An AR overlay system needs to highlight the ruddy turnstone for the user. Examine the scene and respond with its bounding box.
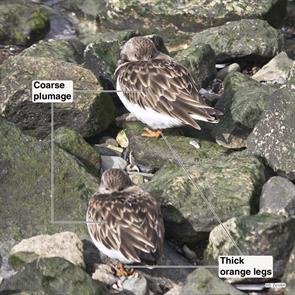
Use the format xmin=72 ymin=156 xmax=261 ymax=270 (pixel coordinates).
xmin=115 ymin=36 xmax=222 ymax=137
xmin=86 ymin=169 xmax=164 ymax=273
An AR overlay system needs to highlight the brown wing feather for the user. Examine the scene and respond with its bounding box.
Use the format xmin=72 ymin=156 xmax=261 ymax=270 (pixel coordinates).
xmin=116 ymin=58 xmax=221 ymax=129
xmin=87 ymin=186 xmax=164 ymax=263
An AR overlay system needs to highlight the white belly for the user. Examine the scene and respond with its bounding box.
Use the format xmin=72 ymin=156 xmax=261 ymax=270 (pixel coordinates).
xmin=116 ymin=79 xmax=183 ymax=129
xmin=87 ymin=223 xmax=136 ymax=264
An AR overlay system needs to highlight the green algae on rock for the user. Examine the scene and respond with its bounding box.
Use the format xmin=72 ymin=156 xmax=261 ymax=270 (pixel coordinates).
xmin=0 ymin=3 xmax=50 ymax=46
xmin=0 ymin=257 xmax=109 ymax=294
xmin=192 ymin=19 xmax=284 ymax=63
xmin=211 ymin=72 xmax=277 ymax=148
xmin=204 ymin=214 xmax=295 ymax=279
xmin=125 ymin=122 xmax=227 ymax=171
xmin=0 ymin=56 xmax=116 ymax=139
xmin=53 ymin=127 xmax=101 ymax=176
xmin=144 ymin=152 xmax=265 ymax=244
xmin=0 ymin=118 xmax=98 ymax=242
xmin=174 ymin=44 xmax=216 ymax=89
xmin=20 ymin=39 xmax=85 ymax=64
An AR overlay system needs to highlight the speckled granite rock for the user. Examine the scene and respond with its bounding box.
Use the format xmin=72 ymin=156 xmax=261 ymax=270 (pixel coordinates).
xmin=192 ymin=19 xmax=284 ymax=63
xmin=0 ymin=56 xmax=116 ymax=138
xmin=283 ymin=245 xmax=295 ymax=295
xmin=247 ymin=89 xmax=295 ymax=180
xmin=259 ymin=176 xmax=295 ymax=216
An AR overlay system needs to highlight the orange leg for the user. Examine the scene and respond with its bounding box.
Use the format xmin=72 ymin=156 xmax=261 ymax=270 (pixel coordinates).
xmin=141 ymin=128 xmax=162 ymax=138
xmin=113 ymin=263 xmax=134 ymax=277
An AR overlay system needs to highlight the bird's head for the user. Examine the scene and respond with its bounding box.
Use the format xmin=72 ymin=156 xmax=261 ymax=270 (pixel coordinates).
xmin=118 ymin=37 xmax=159 ymax=64
xmin=99 ymin=169 xmax=132 ymax=194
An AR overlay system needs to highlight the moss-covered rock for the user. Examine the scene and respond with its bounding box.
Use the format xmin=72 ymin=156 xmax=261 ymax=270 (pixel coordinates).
xmin=20 ymin=38 xmax=85 ymax=64
xmin=9 ymin=232 xmax=85 ymax=270
xmin=0 ymin=117 xmax=98 ymax=243
xmin=0 ymin=257 xmax=109 ymax=294
xmin=144 ymin=152 xmax=265 ymax=244
xmin=192 ymin=19 xmax=284 ymax=63
xmin=205 ymin=214 xmax=295 ymax=279
xmin=54 ymin=127 xmax=101 ymax=176
xmin=125 ymin=122 xmax=227 ymax=171
xmin=0 ymin=3 xmax=50 ymax=46
xmin=182 ymin=269 xmax=244 ymax=295
xmin=0 ymin=56 xmax=116 ymax=139
xmin=247 ymin=89 xmax=295 ymax=180
xmin=211 ymin=72 xmax=277 ymax=148
xmin=174 ymin=44 xmax=216 ymax=89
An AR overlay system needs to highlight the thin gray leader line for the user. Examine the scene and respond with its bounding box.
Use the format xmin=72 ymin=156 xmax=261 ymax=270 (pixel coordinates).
xmin=160 ymin=131 xmax=244 ymax=256
xmin=125 ymin=265 xmax=218 ymax=269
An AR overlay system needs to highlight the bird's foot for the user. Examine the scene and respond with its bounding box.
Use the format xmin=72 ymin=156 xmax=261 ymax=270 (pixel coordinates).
xmin=141 ymin=128 xmax=162 ymax=138
xmin=112 ymin=263 xmax=134 ymax=277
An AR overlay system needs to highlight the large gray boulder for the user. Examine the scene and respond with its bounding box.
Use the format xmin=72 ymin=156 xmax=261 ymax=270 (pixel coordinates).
xmin=144 ymin=152 xmax=265 ymax=244
xmin=247 ymin=89 xmax=295 ymax=180
xmin=192 ymin=19 xmax=284 ymax=63
xmin=0 ymin=56 xmax=116 ymax=139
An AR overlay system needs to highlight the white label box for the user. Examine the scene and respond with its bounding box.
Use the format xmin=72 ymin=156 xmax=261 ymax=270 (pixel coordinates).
xmin=218 ymin=256 xmax=273 ymax=278
xmin=32 ymin=80 xmax=73 ymax=103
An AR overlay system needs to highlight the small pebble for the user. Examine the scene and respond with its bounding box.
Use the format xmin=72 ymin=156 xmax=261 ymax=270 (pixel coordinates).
xmin=116 ymin=129 xmax=129 ymax=148
xmin=182 ymin=245 xmax=197 ymax=260
xmin=189 ymin=140 xmax=200 ymax=149
xmin=101 ymin=156 xmax=127 ymax=171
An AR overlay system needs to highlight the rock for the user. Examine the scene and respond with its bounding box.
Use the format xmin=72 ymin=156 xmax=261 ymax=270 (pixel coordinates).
xmin=252 ymin=52 xmax=295 ymax=84
xmin=101 ymin=155 xmax=127 ymax=171
xmin=287 ymin=59 xmax=295 ymax=90
xmin=247 ymin=89 xmax=295 ymax=180
xmin=174 ymin=44 xmax=216 ymax=88
xmin=9 ymin=232 xmax=85 ymax=270
xmin=0 ymin=3 xmax=50 ymax=46
xmin=123 ymin=274 xmax=149 ymax=295
xmin=216 ymin=63 xmax=241 ymax=81
xmin=54 ymin=127 xmax=101 ymax=175
xmin=125 ymin=122 xmax=227 ymax=171
xmin=98 ymin=0 xmax=286 ymax=34
xmin=84 ymin=33 xmax=168 ymax=85
xmin=20 ymin=38 xmax=85 ymax=64
xmin=0 ymin=56 xmax=116 ymax=138
xmin=0 ymin=257 xmax=109 ymax=294
xmin=211 ymin=72 xmax=276 ymax=148
xmin=92 ymin=264 xmax=117 ymax=285
xmin=205 ymin=214 xmax=295 ymax=278
xmin=283 ymin=245 xmax=295 ymax=295
xmin=144 ymin=152 xmax=265 ymax=244
xmin=0 ymin=240 xmax=16 ymax=280
xmin=182 ymin=269 xmax=244 ymax=295
xmin=192 ymin=19 xmax=283 ymax=63
xmin=0 ymin=117 xmax=98 ymax=243
xmin=259 ymin=176 xmax=295 ymax=216
xmin=94 ymin=144 xmax=123 ymax=157
xmin=116 ymin=129 xmax=129 ymax=148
